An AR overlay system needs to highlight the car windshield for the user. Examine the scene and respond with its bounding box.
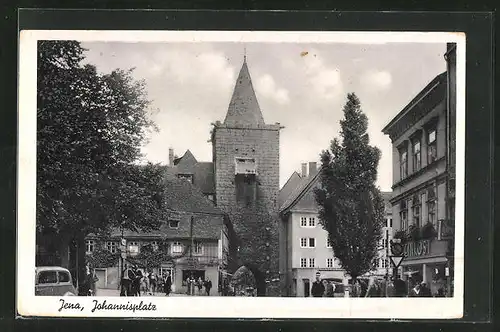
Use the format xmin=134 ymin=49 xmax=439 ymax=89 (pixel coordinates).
xmin=38 ymin=270 xmax=57 ymax=284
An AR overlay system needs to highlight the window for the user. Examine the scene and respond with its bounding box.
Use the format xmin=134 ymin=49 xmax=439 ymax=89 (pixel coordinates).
xmin=399 ymin=200 xmax=408 ymax=231
xmin=38 ymin=271 xmax=57 ymax=284
xmin=326 ymin=238 xmax=332 ymax=248
xmin=308 ymin=238 xmax=316 ymax=248
xmin=106 ymin=241 xmax=117 ymax=254
xmin=412 ymin=195 xmax=421 ymax=227
xmin=327 ymin=258 xmax=333 ymax=268
xmin=300 ymin=217 xmax=307 ymax=227
xmin=193 ymin=241 xmax=203 ymax=255
xmin=169 ymin=220 xmax=180 ymax=229
xmin=151 ymin=241 xmax=158 ymax=251
xmin=171 ymin=241 xmax=183 ymax=254
xmin=300 ymin=238 xmax=308 ymax=248
xmin=427 ymin=186 xmax=437 ymax=225
xmin=177 ymin=174 xmax=193 ymax=183
xmin=427 ymin=128 xmax=437 ymax=163
xmin=399 ymin=147 xmax=408 ymax=180
xmin=413 ymin=140 xmax=421 ymax=171
xmin=308 ymin=217 xmax=316 ymax=227
xmin=85 ymin=240 xmax=95 ymax=254
xmin=388 ymin=218 xmax=393 ymax=228
xmin=58 ymin=271 xmax=71 ymax=283
xmin=309 ymin=258 xmax=315 ymax=268
xmin=300 ymin=258 xmax=307 ymax=268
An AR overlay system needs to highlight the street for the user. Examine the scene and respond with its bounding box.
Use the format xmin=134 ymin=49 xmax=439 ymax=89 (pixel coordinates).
xmin=95 ymin=288 xmax=211 ymax=297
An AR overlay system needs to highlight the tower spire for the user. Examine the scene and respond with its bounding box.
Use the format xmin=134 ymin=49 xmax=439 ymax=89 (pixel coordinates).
xmin=223 ymin=55 xmax=265 ymax=126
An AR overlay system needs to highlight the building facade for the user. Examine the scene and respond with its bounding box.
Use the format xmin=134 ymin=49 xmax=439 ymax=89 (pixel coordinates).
xmin=279 ymin=162 xmax=346 ymax=297
xmin=374 ymin=192 xmax=394 ymax=277
xmin=85 ymin=175 xmax=231 ymax=294
xmin=279 ymin=163 xmax=393 ymax=296
xmin=210 ymin=57 xmax=282 ymax=295
xmin=382 ymin=45 xmax=456 ymax=296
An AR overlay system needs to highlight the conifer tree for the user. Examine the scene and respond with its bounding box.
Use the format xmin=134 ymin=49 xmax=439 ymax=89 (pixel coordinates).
xmin=314 ymin=93 xmax=384 ymax=281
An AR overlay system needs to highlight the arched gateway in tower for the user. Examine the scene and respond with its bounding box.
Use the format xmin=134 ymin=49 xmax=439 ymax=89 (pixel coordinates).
xmin=211 ymin=57 xmax=282 ymax=296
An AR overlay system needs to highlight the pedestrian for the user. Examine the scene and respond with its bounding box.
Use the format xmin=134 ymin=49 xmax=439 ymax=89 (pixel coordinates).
xmin=352 ymin=279 xmax=362 ymax=297
xmin=435 ymin=287 xmax=445 ymax=297
xmin=380 ymin=275 xmax=388 ymax=297
xmin=365 ymin=277 xmax=381 ymax=297
xmin=132 ymin=266 xmax=143 ymax=296
xmin=205 ymin=278 xmax=212 ymax=296
xmin=393 ymin=275 xmax=406 ymax=297
xmin=311 ymin=272 xmax=325 ymax=297
xmin=325 ymin=281 xmax=335 ymax=297
xmin=197 ymin=277 xmax=203 ymax=295
xmin=409 ymin=282 xmax=421 ymax=297
xmin=190 ymin=276 xmax=196 ymax=295
xmin=386 ymin=277 xmax=396 ymax=297
xmin=149 ymin=270 xmax=157 ymax=295
xmin=163 ymin=271 xmax=172 ymax=296
xmin=420 ymin=282 xmax=432 ymax=297
xmin=120 ymin=264 xmax=135 ymax=296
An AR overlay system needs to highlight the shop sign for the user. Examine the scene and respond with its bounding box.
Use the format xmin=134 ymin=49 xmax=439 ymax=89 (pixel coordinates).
xmin=404 ymin=239 xmax=430 ymax=258
xmin=186 ymin=257 xmax=199 ymax=269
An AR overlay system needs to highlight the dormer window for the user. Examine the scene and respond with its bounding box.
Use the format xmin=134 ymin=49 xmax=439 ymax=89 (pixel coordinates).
xmin=177 ymin=174 xmax=193 ymax=184
xmin=235 ymin=157 xmax=257 ymax=175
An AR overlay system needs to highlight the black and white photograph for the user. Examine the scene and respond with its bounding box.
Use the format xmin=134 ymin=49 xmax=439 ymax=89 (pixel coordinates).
xmin=17 ymin=30 xmax=465 ymax=318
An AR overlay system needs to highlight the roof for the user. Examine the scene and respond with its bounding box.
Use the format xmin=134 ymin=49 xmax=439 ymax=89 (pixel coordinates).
xmin=382 ymin=72 xmax=446 ymax=139
xmin=165 ymin=151 xmax=215 ymax=194
xmin=279 ymin=168 xmax=323 ymax=214
xmin=108 ymin=212 xmax=224 ymax=240
xmin=278 ymin=171 xmax=302 ymax=208
xmin=162 ymin=175 xmax=220 ymax=215
xmin=224 ymin=59 xmax=265 ymax=126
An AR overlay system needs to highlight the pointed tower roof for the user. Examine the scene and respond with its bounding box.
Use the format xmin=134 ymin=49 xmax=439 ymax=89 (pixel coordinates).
xmin=224 ymin=58 xmax=265 ymax=126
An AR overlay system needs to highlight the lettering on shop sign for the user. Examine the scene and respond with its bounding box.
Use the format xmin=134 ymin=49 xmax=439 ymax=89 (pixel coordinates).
xmin=404 ymin=239 xmax=430 ymax=258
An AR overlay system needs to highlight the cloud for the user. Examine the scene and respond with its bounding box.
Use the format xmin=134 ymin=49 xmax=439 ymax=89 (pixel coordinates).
xmin=361 ymin=70 xmax=392 ymax=90
xmin=300 ymin=50 xmax=344 ymax=100
xmin=255 ymin=74 xmax=290 ymax=105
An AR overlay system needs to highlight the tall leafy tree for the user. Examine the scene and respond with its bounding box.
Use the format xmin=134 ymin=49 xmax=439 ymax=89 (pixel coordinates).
xmin=314 ymin=93 xmax=384 ymax=281
xmin=36 ymin=41 xmax=166 ymax=267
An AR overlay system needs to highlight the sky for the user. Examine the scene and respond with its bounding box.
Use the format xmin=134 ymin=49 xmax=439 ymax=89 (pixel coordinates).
xmin=82 ymin=41 xmax=446 ymax=191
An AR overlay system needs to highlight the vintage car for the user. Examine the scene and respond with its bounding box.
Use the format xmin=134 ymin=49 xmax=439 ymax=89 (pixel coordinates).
xmin=35 ymin=266 xmax=78 ymax=296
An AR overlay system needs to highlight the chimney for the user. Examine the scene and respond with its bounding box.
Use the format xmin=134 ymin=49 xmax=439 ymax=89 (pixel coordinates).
xmin=169 ymin=148 xmax=174 ymax=166
xmin=301 ymin=163 xmax=308 ymax=178
xmin=309 ymin=162 xmax=317 ymax=177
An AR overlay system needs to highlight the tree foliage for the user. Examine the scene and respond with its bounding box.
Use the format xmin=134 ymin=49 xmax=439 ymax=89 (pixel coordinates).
xmin=37 ymin=40 xmax=165 ymax=241
xmin=314 ymin=93 xmax=384 ymax=280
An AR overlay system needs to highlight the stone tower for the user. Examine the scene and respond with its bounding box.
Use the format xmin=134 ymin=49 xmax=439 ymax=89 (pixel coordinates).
xmin=211 ymin=57 xmax=282 ymax=296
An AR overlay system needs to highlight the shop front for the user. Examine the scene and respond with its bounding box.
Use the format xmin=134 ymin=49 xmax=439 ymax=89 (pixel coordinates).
xmin=400 ymin=238 xmax=452 ymax=296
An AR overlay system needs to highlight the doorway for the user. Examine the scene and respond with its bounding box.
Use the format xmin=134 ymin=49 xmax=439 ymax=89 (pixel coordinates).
xmin=303 ymin=279 xmax=310 ymax=297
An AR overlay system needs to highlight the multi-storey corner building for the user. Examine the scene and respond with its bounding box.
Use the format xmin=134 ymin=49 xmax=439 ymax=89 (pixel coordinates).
xmin=382 ymin=44 xmax=456 ymax=296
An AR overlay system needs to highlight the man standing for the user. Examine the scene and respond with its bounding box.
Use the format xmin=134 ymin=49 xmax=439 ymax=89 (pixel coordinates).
xmin=311 ymin=272 xmax=325 ymax=297
xmin=163 ymin=271 xmax=172 ymax=296
xmin=205 ymin=278 xmax=212 ymax=296
xmin=393 ymin=275 xmax=406 ymax=297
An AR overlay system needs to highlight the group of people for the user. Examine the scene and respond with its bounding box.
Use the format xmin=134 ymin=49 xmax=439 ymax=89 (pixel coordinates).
xmin=310 ymin=272 xmax=446 ymax=298
xmin=184 ymin=276 xmax=213 ymax=296
xmin=120 ymin=264 xmax=173 ymax=297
